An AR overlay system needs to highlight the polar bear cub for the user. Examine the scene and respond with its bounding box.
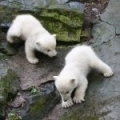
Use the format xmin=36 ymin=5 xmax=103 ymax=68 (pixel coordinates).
xmin=53 ymin=45 xmax=113 ymax=108
xmin=7 ymin=14 xmax=57 ymax=64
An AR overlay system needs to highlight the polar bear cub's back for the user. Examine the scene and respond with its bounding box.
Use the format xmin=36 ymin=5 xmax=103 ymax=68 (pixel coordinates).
xmin=65 ymin=45 xmax=97 ymax=65
xmin=8 ymin=14 xmax=46 ymax=40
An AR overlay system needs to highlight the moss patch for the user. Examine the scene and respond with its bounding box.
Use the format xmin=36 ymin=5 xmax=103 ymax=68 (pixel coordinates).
xmin=35 ymin=8 xmax=83 ymax=42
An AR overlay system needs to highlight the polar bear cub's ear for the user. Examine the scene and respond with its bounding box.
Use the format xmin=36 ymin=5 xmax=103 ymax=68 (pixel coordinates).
xmin=52 ymin=34 xmax=56 ymax=38
xmin=53 ymin=76 xmax=58 ymax=80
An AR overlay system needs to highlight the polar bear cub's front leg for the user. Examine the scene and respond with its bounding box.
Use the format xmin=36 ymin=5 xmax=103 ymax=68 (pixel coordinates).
xmin=25 ymin=40 xmax=39 ymax=64
xmin=73 ymin=77 xmax=88 ymax=104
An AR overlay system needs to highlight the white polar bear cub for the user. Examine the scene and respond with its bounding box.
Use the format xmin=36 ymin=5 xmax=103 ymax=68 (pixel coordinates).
xmin=53 ymin=45 xmax=113 ymax=108
xmin=7 ymin=14 xmax=57 ymax=64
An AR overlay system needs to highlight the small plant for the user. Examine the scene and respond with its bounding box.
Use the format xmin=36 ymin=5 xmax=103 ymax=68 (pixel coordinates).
xmin=30 ymin=86 xmax=39 ymax=94
xmin=7 ymin=113 xmax=22 ymax=120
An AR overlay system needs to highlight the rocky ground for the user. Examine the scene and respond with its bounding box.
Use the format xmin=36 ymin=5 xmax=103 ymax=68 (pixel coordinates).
xmin=1 ymin=0 xmax=120 ymax=120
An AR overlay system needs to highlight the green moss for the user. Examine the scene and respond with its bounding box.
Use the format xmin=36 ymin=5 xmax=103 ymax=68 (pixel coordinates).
xmin=40 ymin=9 xmax=83 ymax=27
xmin=35 ymin=8 xmax=83 ymax=42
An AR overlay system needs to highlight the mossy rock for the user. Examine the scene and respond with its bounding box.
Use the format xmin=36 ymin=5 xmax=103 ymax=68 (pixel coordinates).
xmin=23 ymin=85 xmax=60 ymax=120
xmin=0 ymin=67 xmax=20 ymax=118
xmin=35 ymin=7 xmax=83 ymax=42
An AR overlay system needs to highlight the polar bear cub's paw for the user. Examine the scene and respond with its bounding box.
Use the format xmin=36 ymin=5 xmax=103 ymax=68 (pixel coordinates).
xmin=27 ymin=57 xmax=39 ymax=64
xmin=73 ymin=95 xmax=85 ymax=104
xmin=103 ymin=67 xmax=114 ymax=77
xmin=73 ymin=97 xmax=85 ymax=104
xmin=62 ymin=99 xmax=73 ymax=108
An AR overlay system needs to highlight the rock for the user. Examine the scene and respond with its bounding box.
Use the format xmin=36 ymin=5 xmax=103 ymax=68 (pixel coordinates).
xmin=8 ymin=96 xmax=25 ymax=108
xmin=100 ymin=0 xmax=120 ymax=34
xmin=67 ymin=1 xmax=85 ymax=13
xmin=22 ymin=82 xmax=60 ymax=120
xmin=0 ymin=65 xmax=20 ymax=118
xmin=0 ymin=22 xmax=11 ymax=33
xmin=0 ymin=0 xmax=84 ymax=43
xmin=0 ymin=40 xmax=17 ymax=56
xmin=92 ymin=22 xmax=115 ymax=45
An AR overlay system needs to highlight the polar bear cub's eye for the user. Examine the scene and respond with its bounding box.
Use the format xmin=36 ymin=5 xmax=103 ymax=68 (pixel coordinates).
xmin=66 ymin=91 xmax=69 ymax=94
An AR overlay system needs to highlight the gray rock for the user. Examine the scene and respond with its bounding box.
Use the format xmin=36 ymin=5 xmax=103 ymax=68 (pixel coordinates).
xmin=22 ymin=82 xmax=60 ymax=120
xmin=101 ymin=0 xmax=120 ymax=34
xmin=92 ymin=22 xmax=115 ymax=45
xmin=67 ymin=1 xmax=85 ymax=13
xmin=8 ymin=95 xmax=25 ymax=108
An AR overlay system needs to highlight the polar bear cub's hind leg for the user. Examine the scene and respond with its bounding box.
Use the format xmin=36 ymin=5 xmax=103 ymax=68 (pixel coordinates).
xmin=90 ymin=54 xmax=114 ymax=77
xmin=7 ymin=24 xmax=21 ymax=43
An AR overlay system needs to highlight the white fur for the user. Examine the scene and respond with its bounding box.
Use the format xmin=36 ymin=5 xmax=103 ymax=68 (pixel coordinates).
xmin=7 ymin=14 xmax=57 ymax=64
xmin=53 ymin=45 xmax=113 ymax=108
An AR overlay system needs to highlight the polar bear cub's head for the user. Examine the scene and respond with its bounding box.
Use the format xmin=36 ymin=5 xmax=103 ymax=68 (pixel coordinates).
xmin=53 ymin=75 xmax=77 ymax=102
xmin=35 ymin=34 xmax=57 ymax=57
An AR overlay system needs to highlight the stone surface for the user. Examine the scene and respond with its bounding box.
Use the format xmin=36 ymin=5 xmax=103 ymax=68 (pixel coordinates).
xmin=101 ymin=0 xmax=120 ymax=34
xmin=8 ymin=95 xmax=25 ymax=108
xmin=6 ymin=46 xmax=71 ymax=90
xmin=8 ymin=81 xmax=60 ymax=120
xmin=0 ymin=64 xmax=20 ymax=118
xmin=92 ymin=22 xmax=115 ymax=45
